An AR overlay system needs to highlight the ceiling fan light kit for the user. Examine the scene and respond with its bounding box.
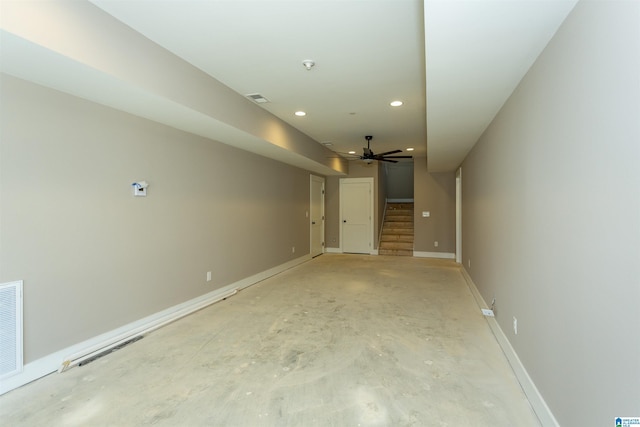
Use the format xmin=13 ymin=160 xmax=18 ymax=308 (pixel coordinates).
xmin=302 ymin=59 xmax=315 ymax=70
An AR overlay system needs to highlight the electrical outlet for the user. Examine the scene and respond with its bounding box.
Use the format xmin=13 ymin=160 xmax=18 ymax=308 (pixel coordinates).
xmin=468 ymin=259 xmax=471 ymax=268
xmin=206 ymin=271 xmax=212 ymax=282
xmin=513 ymin=317 xmax=518 ymax=335
xmin=434 ymin=241 xmax=438 ymax=247
xmin=292 ymin=246 xmax=295 ymax=253
xmin=481 ymin=309 xmax=495 ymax=317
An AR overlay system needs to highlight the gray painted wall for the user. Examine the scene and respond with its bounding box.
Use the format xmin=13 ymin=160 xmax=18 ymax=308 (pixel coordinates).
xmin=1 ymin=75 xmax=312 ymax=363
xmin=385 ymin=161 xmax=414 ymax=200
xmin=461 ymin=1 xmax=640 ymax=425
xmin=413 ymin=157 xmax=455 ymax=254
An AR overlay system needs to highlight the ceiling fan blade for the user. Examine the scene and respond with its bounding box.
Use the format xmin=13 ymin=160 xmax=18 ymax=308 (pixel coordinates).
xmin=381 ymin=155 xmax=413 ymax=159
xmin=376 ymin=149 xmax=402 ymax=156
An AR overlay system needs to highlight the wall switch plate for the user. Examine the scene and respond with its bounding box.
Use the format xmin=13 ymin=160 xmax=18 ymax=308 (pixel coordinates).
xmin=422 ymin=211 xmax=430 ymax=217
xmin=206 ymin=271 xmax=212 ymax=282
xmin=481 ymin=309 xmax=495 ymax=317
xmin=292 ymin=246 xmax=295 ymax=253
xmin=513 ymin=317 xmax=518 ymax=334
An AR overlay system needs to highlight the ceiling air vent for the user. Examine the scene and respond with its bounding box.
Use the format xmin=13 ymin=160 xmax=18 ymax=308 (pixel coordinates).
xmin=245 ymin=93 xmax=270 ymax=104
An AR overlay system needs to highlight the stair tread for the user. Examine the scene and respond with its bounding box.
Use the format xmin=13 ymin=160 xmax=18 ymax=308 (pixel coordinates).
xmin=381 ymin=235 xmax=414 ymax=242
xmin=386 ymin=216 xmax=413 ymax=221
xmin=382 ymin=229 xmax=414 ymax=235
xmin=383 ymin=224 xmax=413 ymax=229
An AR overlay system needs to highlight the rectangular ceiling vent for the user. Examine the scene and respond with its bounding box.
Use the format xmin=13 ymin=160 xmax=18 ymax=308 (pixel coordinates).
xmin=245 ymin=93 xmax=270 ymax=104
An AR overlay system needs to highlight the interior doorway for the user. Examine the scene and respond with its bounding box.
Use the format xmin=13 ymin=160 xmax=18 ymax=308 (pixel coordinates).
xmin=310 ymin=175 xmax=325 ymax=258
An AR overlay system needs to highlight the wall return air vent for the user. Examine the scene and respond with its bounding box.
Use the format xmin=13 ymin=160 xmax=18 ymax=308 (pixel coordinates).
xmin=0 ymin=281 xmax=23 ymax=380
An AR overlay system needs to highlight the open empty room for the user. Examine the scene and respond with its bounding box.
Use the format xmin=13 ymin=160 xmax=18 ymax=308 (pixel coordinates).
xmin=1 ymin=1 xmax=638 ymax=426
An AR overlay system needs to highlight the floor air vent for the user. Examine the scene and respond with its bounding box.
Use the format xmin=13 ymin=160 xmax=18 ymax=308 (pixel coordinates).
xmin=0 ymin=281 xmax=23 ymax=380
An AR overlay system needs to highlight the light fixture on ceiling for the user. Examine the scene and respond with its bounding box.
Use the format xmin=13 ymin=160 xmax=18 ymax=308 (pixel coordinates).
xmin=322 ymin=142 xmax=333 ymax=146
xmin=407 ymin=147 xmax=414 ymax=151
xmin=390 ymin=100 xmax=403 ymax=107
xmin=302 ymin=60 xmax=315 ymax=70
xmin=295 ymin=111 xmax=306 ymax=117
xmin=348 ymin=151 xmax=356 ymax=154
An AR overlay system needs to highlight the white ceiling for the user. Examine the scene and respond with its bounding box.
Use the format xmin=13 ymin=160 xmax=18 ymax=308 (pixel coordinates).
xmin=1 ymin=0 xmax=577 ymax=173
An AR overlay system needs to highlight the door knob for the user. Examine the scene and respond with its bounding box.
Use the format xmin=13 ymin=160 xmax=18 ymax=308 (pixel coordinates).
xmin=343 ymin=220 xmax=347 ymax=223
xmin=312 ymin=221 xmax=316 ymax=224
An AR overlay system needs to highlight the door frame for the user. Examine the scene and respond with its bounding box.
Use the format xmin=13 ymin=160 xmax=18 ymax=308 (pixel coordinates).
xmin=310 ymin=174 xmax=325 ymax=257
xmin=456 ymin=167 xmax=462 ymax=263
xmin=339 ymin=177 xmax=374 ymax=254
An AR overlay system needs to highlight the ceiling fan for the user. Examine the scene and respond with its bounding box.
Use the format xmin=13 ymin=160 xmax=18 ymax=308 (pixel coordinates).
xmin=355 ymin=135 xmax=412 ymax=163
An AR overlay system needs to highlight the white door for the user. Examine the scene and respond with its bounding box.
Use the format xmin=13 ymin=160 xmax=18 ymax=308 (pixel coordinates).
xmin=310 ymin=175 xmax=325 ymax=257
xmin=340 ymin=178 xmax=373 ymax=254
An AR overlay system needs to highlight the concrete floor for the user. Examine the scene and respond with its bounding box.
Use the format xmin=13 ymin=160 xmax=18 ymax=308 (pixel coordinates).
xmin=0 ymin=254 xmax=539 ymax=426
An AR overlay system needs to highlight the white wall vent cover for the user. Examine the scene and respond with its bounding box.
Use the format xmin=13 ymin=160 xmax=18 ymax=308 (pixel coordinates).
xmin=0 ymin=281 xmax=23 ymax=380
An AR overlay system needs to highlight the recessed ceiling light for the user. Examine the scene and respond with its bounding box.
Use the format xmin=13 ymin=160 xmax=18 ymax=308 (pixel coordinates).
xmin=390 ymin=100 xmax=403 ymax=107
xmin=322 ymin=142 xmax=333 ymax=146
xmin=294 ymin=111 xmax=306 ymax=117
xmin=406 ymin=147 xmax=414 ymax=151
xmin=348 ymin=151 xmax=356 ymax=154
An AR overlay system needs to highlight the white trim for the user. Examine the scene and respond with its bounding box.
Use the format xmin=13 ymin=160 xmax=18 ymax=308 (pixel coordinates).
xmin=413 ymin=251 xmax=455 ymax=259
xmin=460 ymin=267 xmax=559 ymax=427
xmin=325 ymin=247 xmax=342 ymax=253
xmin=455 ymin=167 xmax=462 ymax=264
xmin=370 ymin=249 xmax=379 ymax=255
xmin=386 ymin=198 xmax=414 ymax=203
xmin=58 ymin=287 xmax=239 ymax=373
xmin=310 ymin=174 xmax=325 ymax=258
xmin=0 ymin=254 xmax=310 ymax=395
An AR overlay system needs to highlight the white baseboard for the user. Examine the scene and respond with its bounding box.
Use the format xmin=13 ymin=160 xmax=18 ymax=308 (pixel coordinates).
xmin=0 ymin=254 xmax=311 ymax=395
xmin=459 ymin=268 xmax=559 ymax=427
xmin=321 ymin=247 xmax=378 ymax=256
xmin=413 ymin=251 xmax=455 ymax=259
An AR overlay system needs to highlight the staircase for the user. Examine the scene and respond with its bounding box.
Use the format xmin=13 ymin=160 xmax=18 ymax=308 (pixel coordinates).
xmin=379 ymin=202 xmax=414 ymax=256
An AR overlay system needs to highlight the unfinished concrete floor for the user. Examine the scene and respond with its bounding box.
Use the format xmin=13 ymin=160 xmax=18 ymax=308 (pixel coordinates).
xmin=0 ymin=254 xmax=539 ymax=426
